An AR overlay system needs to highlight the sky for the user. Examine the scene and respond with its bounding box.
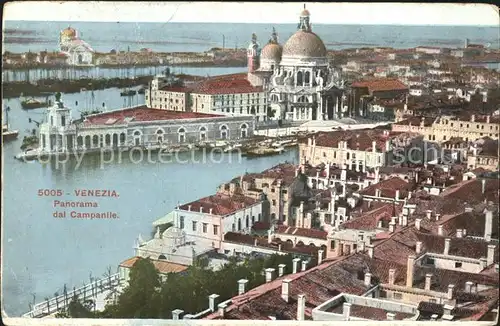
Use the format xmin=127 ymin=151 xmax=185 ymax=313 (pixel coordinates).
xmin=2 ymin=2 xmax=499 ymax=26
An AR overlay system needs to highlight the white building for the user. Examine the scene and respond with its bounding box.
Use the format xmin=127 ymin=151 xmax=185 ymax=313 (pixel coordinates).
xmin=59 ymin=26 xmax=94 ymax=66
xmin=247 ymin=6 xmax=346 ymax=121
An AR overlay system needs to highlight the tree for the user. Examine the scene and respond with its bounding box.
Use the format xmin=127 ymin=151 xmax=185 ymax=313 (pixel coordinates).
xmin=55 ymin=294 xmax=94 ymax=318
xmin=104 ymin=258 xmax=160 ymax=318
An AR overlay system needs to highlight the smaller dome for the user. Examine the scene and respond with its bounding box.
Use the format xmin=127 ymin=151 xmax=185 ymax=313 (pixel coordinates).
xmin=301 ymin=9 xmax=310 ymax=16
xmin=261 ymin=42 xmax=282 ymax=61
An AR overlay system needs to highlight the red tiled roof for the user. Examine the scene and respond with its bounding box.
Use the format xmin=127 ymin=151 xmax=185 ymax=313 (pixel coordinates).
xmin=351 ymin=78 xmax=408 ymax=93
xmin=275 ymin=226 xmax=328 ymax=240
xmin=159 ymin=85 xmax=191 ymax=92
xmin=341 ymin=203 xmax=403 ymax=231
xmin=191 ymin=73 xmax=263 ymax=95
xmin=299 ymin=129 xmax=392 ymax=152
xmin=119 ymin=256 xmax=188 ymax=274
xmin=179 ymin=193 xmax=258 ymax=216
xmin=242 ymin=163 xmax=297 ymax=186
xmin=83 ymin=106 xmax=222 ymax=126
xmin=358 ymin=177 xmax=412 ymax=198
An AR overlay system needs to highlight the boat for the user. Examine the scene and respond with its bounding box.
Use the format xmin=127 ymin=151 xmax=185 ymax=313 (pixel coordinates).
xmin=137 ymin=87 xmax=146 ymax=94
xmin=21 ymin=98 xmax=49 ymax=109
xmin=2 ymin=124 xmax=19 ymax=141
xmin=242 ymin=146 xmax=285 ymax=158
xmin=120 ymin=89 xmax=137 ymax=97
xmin=2 ymin=106 xmax=19 ymax=141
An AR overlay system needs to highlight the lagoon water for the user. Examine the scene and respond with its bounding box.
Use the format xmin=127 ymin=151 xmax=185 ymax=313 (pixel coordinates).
xmin=1 ymin=66 xmax=298 ymax=317
xmin=4 ymin=21 xmax=499 ymax=54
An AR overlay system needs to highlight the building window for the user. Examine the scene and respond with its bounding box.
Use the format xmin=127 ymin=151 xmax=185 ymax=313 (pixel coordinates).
xmin=202 ymin=223 xmax=208 ymax=233
xmin=199 ymin=126 xmax=207 ymax=141
xmin=50 ymin=116 xmax=54 ymax=126
xmin=61 ymin=115 xmax=66 ymax=126
xmin=178 ymin=127 xmax=186 ymax=143
xmin=393 ymin=293 xmax=403 ymax=300
xmin=272 ymin=199 xmax=276 ymax=206
xmin=258 ymin=213 xmax=261 ymax=221
xmin=330 ymin=240 xmax=336 ymax=249
xmin=426 ymin=257 xmax=435 ymax=266
xmin=220 ymin=125 xmax=228 ymax=139
xmin=237 ymin=218 xmax=242 ymax=231
xmin=455 ymin=262 xmax=462 ymax=268
xmin=179 ymin=216 xmax=185 ymax=229
xmin=213 ymin=225 xmax=219 ymax=235
xmin=232 ymin=223 xmax=235 ymax=232
xmin=429 ymin=299 xmax=437 ymax=303
xmin=192 ymin=221 xmax=197 ymax=232
xmin=240 ymin=124 xmax=248 ymax=138
xmin=246 ymin=215 xmax=249 ymax=228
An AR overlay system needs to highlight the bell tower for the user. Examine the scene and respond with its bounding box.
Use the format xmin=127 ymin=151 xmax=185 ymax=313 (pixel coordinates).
xmin=247 ymin=33 xmax=260 ymax=73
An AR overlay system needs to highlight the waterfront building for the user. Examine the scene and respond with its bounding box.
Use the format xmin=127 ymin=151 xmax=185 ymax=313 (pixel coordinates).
xmin=145 ymin=73 xmax=268 ymax=122
xmin=247 ymin=6 xmax=347 ymax=122
xmin=118 ymin=256 xmax=188 ymax=286
xmin=297 ymin=129 xmax=422 ymax=169
xmin=392 ymin=113 xmax=500 ymax=142
xmin=59 ymin=26 xmax=94 ymax=66
xmin=37 ymin=96 xmax=255 ymax=153
xmin=467 ymin=138 xmax=499 ymax=171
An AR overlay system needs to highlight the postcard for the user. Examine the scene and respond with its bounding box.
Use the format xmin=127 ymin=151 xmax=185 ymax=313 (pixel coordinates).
xmin=1 ymin=1 xmax=499 ymax=325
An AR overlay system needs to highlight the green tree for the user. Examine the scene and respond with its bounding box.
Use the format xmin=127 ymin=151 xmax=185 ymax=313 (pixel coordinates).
xmin=55 ymin=294 xmax=94 ymax=318
xmin=105 ymin=258 xmax=160 ymax=318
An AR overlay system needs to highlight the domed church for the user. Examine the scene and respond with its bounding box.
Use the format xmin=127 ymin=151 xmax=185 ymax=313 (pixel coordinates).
xmin=247 ymin=5 xmax=346 ymax=121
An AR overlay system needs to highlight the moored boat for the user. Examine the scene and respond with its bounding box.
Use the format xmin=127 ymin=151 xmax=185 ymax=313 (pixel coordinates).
xmin=120 ymin=89 xmax=137 ymax=97
xmin=21 ymin=98 xmax=49 ymax=109
xmin=2 ymin=124 xmax=19 ymax=141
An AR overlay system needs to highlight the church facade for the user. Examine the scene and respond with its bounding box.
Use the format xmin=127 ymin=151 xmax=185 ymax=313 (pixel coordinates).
xmin=246 ymin=6 xmax=347 ymax=122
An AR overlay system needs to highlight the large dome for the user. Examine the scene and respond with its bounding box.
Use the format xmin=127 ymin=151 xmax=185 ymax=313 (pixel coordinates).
xmin=261 ymin=43 xmax=282 ymax=61
xmin=61 ymin=27 xmax=77 ymax=38
xmin=282 ymin=30 xmax=327 ymax=58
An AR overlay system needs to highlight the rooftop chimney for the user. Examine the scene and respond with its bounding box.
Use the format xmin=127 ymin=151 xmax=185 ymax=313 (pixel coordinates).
xmin=395 ymin=190 xmax=400 ymax=200
xmin=386 ymin=312 xmax=396 ymax=321
xmin=430 ymin=314 xmax=438 ymax=321
xmin=278 ymin=264 xmax=286 ymax=277
xmin=481 ymin=179 xmax=486 ymax=194
xmin=456 ymin=229 xmax=463 ymax=238
xmin=444 ymin=238 xmax=451 ymax=255
xmin=415 ymin=218 xmax=422 ymax=230
xmin=438 ymin=225 xmax=444 ymax=236
xmin=265 ymin=268 xmax=275 ymax=283
xmin=471 ymin=114 xmax=475 ymax=122
xmin=301 ymin=260 xmax=307 ymax=272
xmin=416 ymin=241 xmax=422 ymax=255
xmin=254 ymin=238 xmax=258 ymax=246
xmin=318 ymin=250 xmax=324 ymax=265
xmin=487 ymin=245 xmax=496 ymax=266
xmin=389 ymin=221 xmax=396 ymax=233
xmin=199 ymin=206 xmax=204 ymax=213
xmin=465 ymin=207 xmax=473 ymax=213
xmin=447 ymin=284 xmax=455 ymax=300
xmin=267 ymin=229 xmax=272 ymax=243
xmin=367 ymin=244 xmax=374 ymax=258
xmin=425 ymin=273 xmax=433 ymax=291
xmin=388 ymin=269 xmax=396 ymax=285
xmin=343 ymin=302 xmax=352 ymax=321
xmin=281 ymin=279 xmax=291 ymax=302
xmin=485 ymin=210 xmax=493 ymax=242
xmin=426 ymin=210 xmax=432 ymax=220
xmin=435 ymin=213 xmax=441 ymax=221
xmin=238 ymin=279 xmax=249 ymax=295
xmin=406 ymin=255 xmax=415 ymax=287
xmin=208 ymin=294 xmax=220 ymax=312
xmin=372 ymin=140 xmax=377 ymax=152
xmin=187 ymin=205 xmax=192 ymax=211
xmin=218 ymin=303 xmax=226 ymax=318
xmin=209 ymin=208 xmax=213 ymax=215
xmin=465 ymin=281 xmax=473 ymax=293
xmin=297 ymin=294 xmax=306 ymax=321
xmin=480 ymin=257 xmax=488 ymax=270
xmin=364 ymin=272 xmax=372 ymax=287
xmin=172 ymin=309 xmax=183 ymax=320
xmin=292 ymin=258 xmax=301 ymax=273
xmin=375 ymin=189 xmax=381 ymax=198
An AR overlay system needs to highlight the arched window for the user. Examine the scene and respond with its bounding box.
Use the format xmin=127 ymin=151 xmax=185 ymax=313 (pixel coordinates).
xmin=156 ymin=129 xmax=164 ymax=143
xmin=133 ymin=130 xmax=142 ymax=146
xmin=199 ymin=126 xmax=207 ymax=141
xmin=105 ymin=134 xmax=111 ymax=146
xmin=305 ymin=71 xmax=311 ymax=84
xmin=119 ymin=133 xmax=126 ymax=145
xmin=298 ymin=95 xmax=309 ymax=103
xmin=240 ymin=124 xmax=248 ymax=138
xmin=246 ymin=215 xmax=249 ymax=228
xmin=252 ymin=215 xmax=255 ymax=224
xmin=271 ymin=94 xmax=279 ymax=102
xmin=92 ymin=135 xmax=98 ymax=148
xmin=297 ymin=71 xmax=303 ymax=85
xmin=220 ymin=125 xmax=228 ymax=139
xmin=178 ymin=127 xmax=186 ymax=143
xmin=112 ymin=133 xmax=118 ymax=147
xmin=77 ymin=136 xmax=83 ymax=147
xmin=237 ymin=218 xmax=242 ymax=231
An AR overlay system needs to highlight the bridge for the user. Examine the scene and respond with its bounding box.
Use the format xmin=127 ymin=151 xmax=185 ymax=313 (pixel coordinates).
xmin=22 ymin=273 xmax=120 ymax=318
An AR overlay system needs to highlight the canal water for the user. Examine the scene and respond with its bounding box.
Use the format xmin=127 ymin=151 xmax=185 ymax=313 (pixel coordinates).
xmin=1 ymin=67 xmax=298 ymax=317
